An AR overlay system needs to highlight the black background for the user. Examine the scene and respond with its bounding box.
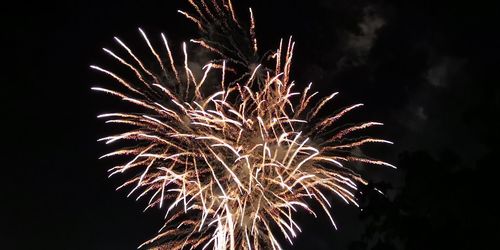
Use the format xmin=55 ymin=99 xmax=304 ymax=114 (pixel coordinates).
xmin=5 ymin=0 xmax=500 ymax=249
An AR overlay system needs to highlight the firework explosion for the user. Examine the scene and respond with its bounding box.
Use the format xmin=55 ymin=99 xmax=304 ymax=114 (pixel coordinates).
xmin=92 ymin=1 xmax=394 ymax=249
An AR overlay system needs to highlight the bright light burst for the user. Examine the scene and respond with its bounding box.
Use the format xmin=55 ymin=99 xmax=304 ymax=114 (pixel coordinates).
xmin=92 ymin=1 xmax=394 ymax=249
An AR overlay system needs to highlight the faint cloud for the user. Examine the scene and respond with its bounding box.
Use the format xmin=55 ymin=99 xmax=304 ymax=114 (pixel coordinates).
xmin=426 ymin=56 xmax=466 ymax=87
xmin=398 ymin=103 xmax=428 ymax=132
xmin=337 ymin=6 xmax=386 ymax=68
xmin=416 ymin=106 xmax=427 ymax=120
xmin=346 ymin=6 xmax=385 ymax=54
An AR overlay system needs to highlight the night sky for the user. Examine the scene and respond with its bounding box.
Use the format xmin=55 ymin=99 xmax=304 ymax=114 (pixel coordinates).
xmin=6 ymin=0 xmax=500 ymax=249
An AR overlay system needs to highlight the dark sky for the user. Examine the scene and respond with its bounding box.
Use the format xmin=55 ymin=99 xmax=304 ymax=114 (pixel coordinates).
xmin=5 ymin=0 xmax=500 ymax=249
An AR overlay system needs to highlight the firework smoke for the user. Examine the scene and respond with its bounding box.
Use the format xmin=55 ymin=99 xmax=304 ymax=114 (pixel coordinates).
xmin=92 ymin=1 xmax=394 ymax=249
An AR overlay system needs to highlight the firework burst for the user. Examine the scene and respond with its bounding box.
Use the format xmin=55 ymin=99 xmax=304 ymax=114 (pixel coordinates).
xmin=92 ymin=1 xmax=394 ymax=249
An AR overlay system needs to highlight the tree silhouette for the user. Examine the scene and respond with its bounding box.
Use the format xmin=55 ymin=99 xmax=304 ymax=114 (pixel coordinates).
xmin=350 ymin=149 xmax=499 ymax=250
